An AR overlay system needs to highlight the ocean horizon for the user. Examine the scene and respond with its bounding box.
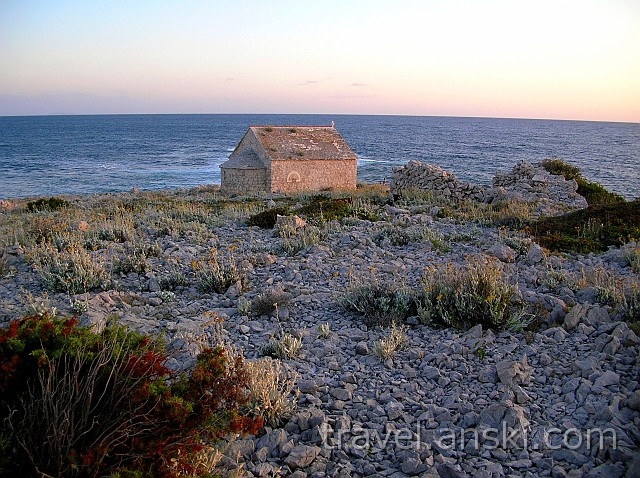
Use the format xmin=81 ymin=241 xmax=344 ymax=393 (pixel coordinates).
xmin=1 ymin=114 xmax=638 ymax=200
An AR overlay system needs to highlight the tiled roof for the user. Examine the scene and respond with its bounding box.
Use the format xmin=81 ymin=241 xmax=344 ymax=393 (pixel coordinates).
xmin=220 ymin=149 xmax=265 ymax=169
xmin=250 ymin=126 xmax=357 ymax=161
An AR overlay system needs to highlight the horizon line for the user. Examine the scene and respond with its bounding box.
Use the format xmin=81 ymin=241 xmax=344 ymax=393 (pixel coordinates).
xmin=1 ymin=112 xmax=638 ymax=125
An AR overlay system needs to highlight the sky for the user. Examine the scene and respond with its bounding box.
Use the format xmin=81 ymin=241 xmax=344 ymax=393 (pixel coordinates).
xmin=1 ymin=0 xmax=639 ymax=122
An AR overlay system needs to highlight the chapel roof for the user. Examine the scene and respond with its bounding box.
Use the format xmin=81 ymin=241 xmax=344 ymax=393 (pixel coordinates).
xmin=219 ymin=149 xmax=265 ymax=169
xmin=250 ymin=126 xmax=357 ymax=161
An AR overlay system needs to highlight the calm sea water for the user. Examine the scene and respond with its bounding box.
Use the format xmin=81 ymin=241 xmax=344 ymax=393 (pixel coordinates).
xmin=0 ymin=114 xmax=638 ymax=200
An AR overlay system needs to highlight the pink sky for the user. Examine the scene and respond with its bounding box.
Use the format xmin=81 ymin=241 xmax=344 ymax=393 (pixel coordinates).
xmin=1 ymin=0 xmax=638 ymax=122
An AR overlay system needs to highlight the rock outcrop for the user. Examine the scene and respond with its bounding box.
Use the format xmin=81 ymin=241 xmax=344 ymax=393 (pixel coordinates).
xmin=391 ymin=160 xmax=588 ymax=217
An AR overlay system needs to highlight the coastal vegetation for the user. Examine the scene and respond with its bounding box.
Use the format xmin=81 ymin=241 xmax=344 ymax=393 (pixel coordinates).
xmin=540 ymin=158 xmax=625 ymax=206
xmin=0 ymin=312 xmax=262 ymax=478
xmin=530 ymin=198 xmax=640 ymax=254
xmin=0 ymin=160 xmax=638 ymax=476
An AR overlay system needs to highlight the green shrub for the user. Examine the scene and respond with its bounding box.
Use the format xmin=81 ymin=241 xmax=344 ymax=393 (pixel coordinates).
xmin=112 ymin=240 xmax=160 ymax=275
xmin=297 ymin=195 xmax=353 ymax=222
xmin=417 ymin=256 xmax=522 ymax=330
xmin=194 ymin=248 xmax=243 ymax=294
xmin=541 ymin=158 xmax=624 ymax=206
xmin=29 ymin=242 xmax=108 ymax=295
xmin=373 ymin=224 xmax=448 ymax=250
xmin=540 ymin=158 xmax=581 ymax=181
xmin=113 ymin=252 xmax=149 ymax=275
xmin=246 ymin=207 xmax=290 ymax=229
xmin=0 ymin=313 xmax=262 ymax=478
xmin=340 ymin=276 xmax=414 ymax=327
xmin=576 ymin=180 xmax=624 ymax=207
xmin=26 ymin=197 xmax=69 ymax=212
xmin=280 ymin=225 xmax=326 ymax=255
xmin=159 ymin=270 xmax=188 ymax=291
xmin=94 ymin=217 xmax=135 ymax=243
xmin=531 ymin=199 xmax=640 ymax=253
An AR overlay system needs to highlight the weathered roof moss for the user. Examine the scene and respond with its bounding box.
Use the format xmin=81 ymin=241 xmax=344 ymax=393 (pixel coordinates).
xmin=250 ymin=126 xmax=357 ymax=161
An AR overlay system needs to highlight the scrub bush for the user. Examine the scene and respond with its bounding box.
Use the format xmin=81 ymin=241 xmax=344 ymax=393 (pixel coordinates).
xmin=340 ymin=275 xmax=414 ymax=327
xmin=541 ymin=159 xmax=624 ymax=206
xmin=0 ymin=313 xmax=262 ymax=478
xmin=29 ymin=241 xmax=108 ymax=295
xmin=26 ymin=197 xmax=69 ymax=212
xmin=246 ymin=207 xmax=290 ymax=229
xmin=417 ymin=256 xmax=522 ymax=330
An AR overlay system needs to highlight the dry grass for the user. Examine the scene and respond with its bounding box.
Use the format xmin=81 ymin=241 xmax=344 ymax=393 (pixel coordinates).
xmin=371 ymin=324 xmax=408 ymax=360
xmin=317 ymin=322 xmax=331 ymax=339
xmin=394 ymin=188 xmax=534 ymax=227
xmin=260 ymin=332 xmax=302 ymax=359
xmin=622 ymin=241 xmax=640 ymax=274
xmin=245 ymin=357 xmax=298 ymax=427
xmin=279 ymin=225 xmax=326 ymax=255
xmin=192 ymin=248 xmax=243 ymax=294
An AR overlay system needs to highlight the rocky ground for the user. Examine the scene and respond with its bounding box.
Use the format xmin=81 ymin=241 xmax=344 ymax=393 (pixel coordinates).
xmin=0 ymin=167 xmax=639 ymax=477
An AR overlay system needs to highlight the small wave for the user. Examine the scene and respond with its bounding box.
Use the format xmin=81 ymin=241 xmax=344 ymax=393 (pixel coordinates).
xmin=357 ymin=157 xmax=398 ymax=165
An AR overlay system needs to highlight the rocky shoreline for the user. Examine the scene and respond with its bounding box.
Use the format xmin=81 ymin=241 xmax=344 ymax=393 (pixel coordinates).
xmin=0 ymin=161 xmax=638 ymax=477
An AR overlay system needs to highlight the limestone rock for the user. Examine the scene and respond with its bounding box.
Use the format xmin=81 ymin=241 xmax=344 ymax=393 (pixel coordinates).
xmin=478 ymin=400 xmax=529 ymax=442
xmin=564 ymin=304 xmax=610 ymax=330
xmin=496 ymin=355 xmax=532 ymax=387
xmin=255 ymin=428 xmax=288 ymax=457
xmin=224 ymin=439 xmax=255 ymax=460
xmin=284 ymin=445 xmax=320 ymax=469
xmin=627 ymin=390 xmax=640 ymax=411
xmin=275 ymin=214 xmax=306 ymax=231
xmin=525 ymin=242 xmax=545 ymax=264
xmin=255 ymin=252 xmax=277 ymax=266
xmin=585 ymin=463 xmax=625 ymax=478
xmin=593 ymin=370 xmax=620 ymax=388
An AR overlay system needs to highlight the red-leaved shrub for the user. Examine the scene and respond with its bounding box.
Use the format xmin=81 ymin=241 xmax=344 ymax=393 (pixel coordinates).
xmin=0 ymin=313 xmax=262 ymax=478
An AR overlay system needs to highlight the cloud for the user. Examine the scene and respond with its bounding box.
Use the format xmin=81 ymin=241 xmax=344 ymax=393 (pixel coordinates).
xmin=297 ymin=80 xmax=319 ymax=86
xmin=350 ymin=82 xmax=367 ymax=87
xmin=331 ymin=93 xmax=377 ymax=100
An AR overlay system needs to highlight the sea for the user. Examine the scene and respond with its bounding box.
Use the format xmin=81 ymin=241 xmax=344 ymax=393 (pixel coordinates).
xmin=0 ymin=114 xmax=638 ymax=200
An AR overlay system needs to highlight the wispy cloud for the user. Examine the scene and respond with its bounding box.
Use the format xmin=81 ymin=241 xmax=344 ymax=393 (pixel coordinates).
xmin=331 ymin=93 xmax=376 ymax=100
xmin=297 ymin=80 xmax=319 ymax=86
xmin=350 ymin=82 xmax=367 ymax=87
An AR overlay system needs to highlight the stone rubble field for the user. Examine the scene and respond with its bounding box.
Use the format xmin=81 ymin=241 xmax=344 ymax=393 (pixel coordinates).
xmin=0 ymin=161 xmax=638 ymax=477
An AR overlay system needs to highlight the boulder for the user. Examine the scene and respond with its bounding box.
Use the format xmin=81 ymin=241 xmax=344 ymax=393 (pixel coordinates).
xmin=525 ymin=242 xmax=545 ymax=264
xmin=274 ymin=214 xmax=306 ymax=232
xmin=478 ymin=400 xmax=529 ymax=443
xmin=487 ymin=243 xmax=516 ymax=263
xmin=283 ymin=445 xmax=320 ymax=469
xmin=496 ymin=355 xmax=532 ymax=387
xmin=564 ymin=304 xmax=610 ymax=330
